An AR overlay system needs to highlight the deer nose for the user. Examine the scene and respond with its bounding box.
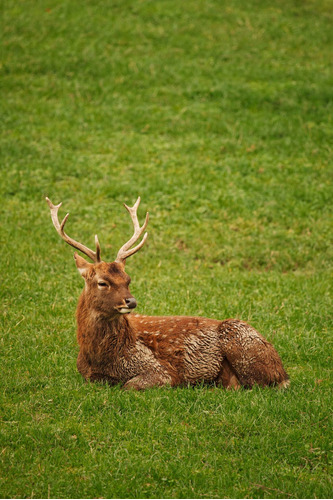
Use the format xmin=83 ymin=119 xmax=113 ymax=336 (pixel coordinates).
xmin=125 ymin=297 xmax=137 ymax=309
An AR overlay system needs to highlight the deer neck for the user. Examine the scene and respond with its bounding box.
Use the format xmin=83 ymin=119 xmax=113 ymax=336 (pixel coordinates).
xmin=76 ymin=292 xmax=136 ymax=353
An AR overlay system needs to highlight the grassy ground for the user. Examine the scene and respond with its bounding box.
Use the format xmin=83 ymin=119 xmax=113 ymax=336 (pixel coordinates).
xmin=1 ymin=0 xmax=332 ymax=498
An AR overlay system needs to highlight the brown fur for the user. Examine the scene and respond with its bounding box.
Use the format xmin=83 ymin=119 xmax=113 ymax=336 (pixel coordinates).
xmin=74 ymin=258 xmax=289 ymax=391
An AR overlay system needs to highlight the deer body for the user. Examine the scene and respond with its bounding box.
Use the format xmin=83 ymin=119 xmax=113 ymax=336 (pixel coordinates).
xmin=46 ymin=197 xmax=289 ymax=391
xmin=76 ymin=309 xmax=288 ymax=390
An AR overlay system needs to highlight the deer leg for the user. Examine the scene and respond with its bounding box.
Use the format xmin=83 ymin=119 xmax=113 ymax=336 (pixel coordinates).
xmin=216 ymin=358 xmax=241 ymax=390
xmin=88 ymin=373 xmax=120 ymax=385
xmin=76 ymin=351 xmax=91 ymax=380
xmin=123 ymin=372 xmax=172 ymax=391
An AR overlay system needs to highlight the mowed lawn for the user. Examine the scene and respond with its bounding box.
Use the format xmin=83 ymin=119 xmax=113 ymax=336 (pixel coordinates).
xmin=1 ymin=0 xmax=332 ymax=498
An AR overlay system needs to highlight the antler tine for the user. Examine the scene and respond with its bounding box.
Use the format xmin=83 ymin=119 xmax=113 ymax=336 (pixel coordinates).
xmin=115 ymin=196 xmax=149 ymax=263
xmin=46 ymin=197 xmax=101 ymax=263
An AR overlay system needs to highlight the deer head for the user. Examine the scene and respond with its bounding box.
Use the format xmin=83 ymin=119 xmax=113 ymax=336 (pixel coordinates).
xmin=46 ymin=196 xmax=149 ymax=317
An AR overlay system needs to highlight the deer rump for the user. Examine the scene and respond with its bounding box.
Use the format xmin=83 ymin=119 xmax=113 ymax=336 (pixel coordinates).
xmin=47 ymin=196 xmax=289 ymax=391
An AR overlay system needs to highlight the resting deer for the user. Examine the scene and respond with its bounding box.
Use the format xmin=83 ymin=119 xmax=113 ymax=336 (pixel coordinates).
xmin=46 ymin=196 xmax=289 ymax=391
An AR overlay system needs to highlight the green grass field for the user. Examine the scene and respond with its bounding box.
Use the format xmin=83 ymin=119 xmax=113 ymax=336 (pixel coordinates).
xmin=1 ymin=0 xmax=332 ymax=498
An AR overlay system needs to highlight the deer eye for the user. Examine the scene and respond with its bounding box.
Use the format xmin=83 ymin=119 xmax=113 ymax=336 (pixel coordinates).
xmin=98 ymin=281 xmax=108 ymax=289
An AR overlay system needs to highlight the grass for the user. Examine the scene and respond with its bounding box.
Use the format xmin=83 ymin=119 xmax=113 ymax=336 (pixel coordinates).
xmin=1 ymin=0 xmax=332 ymax=497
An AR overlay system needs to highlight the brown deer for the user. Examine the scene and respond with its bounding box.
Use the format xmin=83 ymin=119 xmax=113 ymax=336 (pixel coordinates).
xmin=46 ymin=196 xmax=289 ymax=391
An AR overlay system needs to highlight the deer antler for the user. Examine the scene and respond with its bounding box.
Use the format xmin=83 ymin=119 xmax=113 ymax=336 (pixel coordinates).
xmin=46 ymin=197 xmax=101 ymax=263
xmin=115 ymin=197 xmax=149 ymax=263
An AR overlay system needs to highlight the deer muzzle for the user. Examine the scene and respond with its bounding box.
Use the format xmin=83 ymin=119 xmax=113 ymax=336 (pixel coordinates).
xmin=118 ymin=297 xmax=137 ymax=314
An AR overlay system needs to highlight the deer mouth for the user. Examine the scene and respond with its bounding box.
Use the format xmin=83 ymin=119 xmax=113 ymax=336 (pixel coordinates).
xmin=118 ymin=307 xmax=132 ymax=314
xmin=116 ymin=297 xmax=137 ymax=314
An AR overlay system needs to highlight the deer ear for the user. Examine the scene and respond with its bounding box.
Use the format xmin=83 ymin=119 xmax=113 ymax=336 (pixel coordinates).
xmin=74 ymin=252 xmax=92 ymax=278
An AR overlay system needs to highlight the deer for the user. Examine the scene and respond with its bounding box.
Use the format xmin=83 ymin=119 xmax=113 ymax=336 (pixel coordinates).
xmin=46 ymin=196 xmax=289 ymax=391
